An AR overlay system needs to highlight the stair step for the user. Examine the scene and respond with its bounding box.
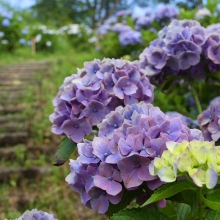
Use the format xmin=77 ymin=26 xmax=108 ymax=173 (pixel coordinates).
xmin=0 ymin=115 xmax=26 ymax=123
xmin=0 ymin=145 xmax=55 ymax=161
xmin=0 ymin=132 xmax=28 ymax=146
xmin=0 ymin=106 xmax=26 ymax=113
xmin=0 ymin=166 xmax=52 ymax=182
xmin=0 ymin=123 xmax=27 ymax=132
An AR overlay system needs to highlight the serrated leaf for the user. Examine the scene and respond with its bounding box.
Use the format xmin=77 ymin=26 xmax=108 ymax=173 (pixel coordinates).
xmin=110 ymin=208 xmax=169 ymax=220
xmin=53 ymin=136 xmax=77 ymax=166
xmin=142 ymin=181 xmax=197 ymax=207
xmin=177 ymin=203 xmax=191 ymax=220
xmin=205 ymin=210 xmax=220 ymax=220
xmin=105 ymin=187 xmax=143 ymax=218
xmin=201 ymin=194 xmax=220 ymax=211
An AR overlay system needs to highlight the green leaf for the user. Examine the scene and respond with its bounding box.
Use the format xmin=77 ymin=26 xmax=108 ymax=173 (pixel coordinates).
xmin=105 ymin=187 xmax=143 ymax=218
xmin=53 ymin=136 xmax=77 ymax=166
xmin=205 ymin=210 xmax=220 ymax=220
xmin=177 ymin=203 xmax=191 ymax=220
xmin=110 ymin=208 xmax=169 ymax=220
xmin=207 ymin=189 xmax=220 ymax=203
xmin=209 ymin=72 xmax=220 ymax=80
xmin=142 ymin=181 xmax=197 ymax=207
xmin=202 ymin=194 xmax=220 ymax=211
xmin=169 ymin=190 xmax=198 ymax=220
xmin=158 ymin=200 xmax=177 ymax=220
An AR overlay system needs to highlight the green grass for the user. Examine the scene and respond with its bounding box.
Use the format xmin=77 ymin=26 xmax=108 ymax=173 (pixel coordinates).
xmin=0 ymin=41 xmax=105 ymax=219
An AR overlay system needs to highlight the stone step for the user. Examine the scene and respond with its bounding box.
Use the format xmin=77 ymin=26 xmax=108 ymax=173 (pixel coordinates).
xmin=0 ymin=79 xmax=36 ymax=86
xmin=0 ymin=132 xmax=28 ymax=146
xmin=0 ymin=123 xmax=27 ymax=133
xmin=0 ymin=115 xmax=26 ymax=123
xmin=0 ymin=166 xmax=52 ymax=183
xmin=0 ymin=145 xmax=55 ymax=161
xmin=0 ymin=106 xmax=26 ymax=113
xmin=0 ymin=85 xmax=25 ymax=91
xmin=0 ymin=74 xmax=34 ymax=80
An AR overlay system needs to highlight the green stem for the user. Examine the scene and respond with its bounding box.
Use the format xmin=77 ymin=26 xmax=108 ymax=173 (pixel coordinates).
xmin=198 ymin=188 xmax=203 ymax=220
xmin=190 ymin=83 xmax=202 ymax=114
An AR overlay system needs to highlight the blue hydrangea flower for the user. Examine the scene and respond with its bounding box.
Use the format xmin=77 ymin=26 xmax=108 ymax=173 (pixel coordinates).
xmin=2 ymin=18 xmax=10 ymax=27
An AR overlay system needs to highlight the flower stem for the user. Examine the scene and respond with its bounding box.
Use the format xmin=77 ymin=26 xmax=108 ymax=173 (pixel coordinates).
xmin=198 ymin=188 xmax=203 ymax=220
xmin=190 ymin=83 xmax=202 ymax=114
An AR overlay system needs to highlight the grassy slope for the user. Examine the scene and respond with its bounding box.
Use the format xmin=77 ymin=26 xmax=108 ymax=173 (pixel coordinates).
xmin=0 ymin=42 xmax=107 ymax=219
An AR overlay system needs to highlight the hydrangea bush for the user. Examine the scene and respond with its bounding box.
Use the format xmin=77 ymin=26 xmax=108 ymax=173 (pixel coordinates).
xmin=0 ymin=11 xmax=26 ymax=52
xmin=48 ymin=17 xmax=220 ymax=220
xmin=139 ymin=19 xmax=220 ymax=85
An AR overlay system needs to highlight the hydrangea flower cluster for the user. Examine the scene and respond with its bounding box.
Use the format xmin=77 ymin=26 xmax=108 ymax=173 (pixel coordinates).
xmin=18 ymin=208 xmax=57 ymax=220
xmin=166 ymin=111 xmax=198 ymax=128
xmin=150 ymin=140 xmax=219 ymax=189
xmin=50 ymin=59 xmax=154 ymax=143
xmin=116 ymin=10 xmax=132 ymax=18
xmin=198 ymin=97 xmax=220 ymax=142
xmin=154 ymin=4 xmax=179 ymax=22
xmin=207 ymin=23 xmax=220 ymax=34
xmin=111 ymin=23 xmax=142 ymax=46
xmin=118 ymin=30 xmax=142 ymax=46
xmin=135 ymin=16 xmax=153 ymax=30
xmin=139 ymin=19 xmax=220 ymax=84
xmin=66 ymin=102 xmax=204 ymax=213
xmin=2 ymin=18 xmax=10 ymax=27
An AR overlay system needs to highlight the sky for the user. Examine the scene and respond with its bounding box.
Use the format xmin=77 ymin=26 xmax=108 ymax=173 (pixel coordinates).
xmin=6 ymin=0 xmax=35 ymax=9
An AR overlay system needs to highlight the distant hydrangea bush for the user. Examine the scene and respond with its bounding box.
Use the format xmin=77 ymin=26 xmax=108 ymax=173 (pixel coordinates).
xmin=139 ymin=19 xmax=220 ymax=84
xmin=198 ymin=96 xmax=220 ymax=142
xmin=18 ymin=208 xmax=57 ymax=220
xmin=65 ymin=102 xmax=204 ymax=213
xmin=50 ymin=59 xmax=154 ymax=143
xmin=154 ymin=4 xmax=179 ymax=22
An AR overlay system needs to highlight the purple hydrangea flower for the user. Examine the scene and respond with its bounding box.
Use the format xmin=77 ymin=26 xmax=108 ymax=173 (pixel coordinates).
xmin=118 ymin=30 xmax=142 ymax=46
xmin=155 ymin=5 xmax=179 ymax=22
xmin=111 ymin=23 xmax=132 ymax=34
xmin=116 ymin=10 xmax=132 ymax=17
xmin=18 ymin=208 xmax=57 ymax=220
xmin=198 ymin=97 xmax=220 ymax=142
xmin=207 ymin=23 xmax=220 ymax=33
xmin=50 ymin=58 xmax=154 ymax=143
xmin=135 ymin=16 xmax=153 ymax=30
xmin=139 ymin=19 xmax=220 ymax=85
xmin=66 ymin=102 xmax=203 ymax=214
xmin=166 ymin=111 xmax=198 ymax=128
